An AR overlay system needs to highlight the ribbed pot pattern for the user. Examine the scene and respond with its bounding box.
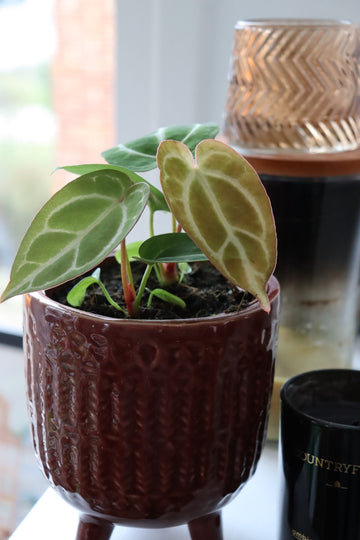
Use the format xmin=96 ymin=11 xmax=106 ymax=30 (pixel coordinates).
xmin=23 ymin=276 xmax=279 ymax=529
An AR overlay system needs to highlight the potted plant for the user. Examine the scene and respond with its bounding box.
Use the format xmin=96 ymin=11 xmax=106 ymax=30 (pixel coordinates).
xmin=1 ymin=124 xmax=279 ymax=540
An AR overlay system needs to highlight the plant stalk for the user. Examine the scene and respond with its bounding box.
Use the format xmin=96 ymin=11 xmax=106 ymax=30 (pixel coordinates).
xmin=149 ymin=210 xmax=155 ymax=237
xmin=132 ymin=264 xmax=153 ymax=313
xmin=120 ymin=239 xmax=136 ymax=315
xmin=97 ymin=280 xmax=126 ymax=314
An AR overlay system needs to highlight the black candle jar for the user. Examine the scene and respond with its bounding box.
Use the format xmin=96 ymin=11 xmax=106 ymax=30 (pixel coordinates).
xmin=279 ymin=369 xmax=360 ymax=540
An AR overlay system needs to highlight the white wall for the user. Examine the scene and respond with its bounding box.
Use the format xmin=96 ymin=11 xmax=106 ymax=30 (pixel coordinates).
xmin=114 ymin=0 xmax=360 ymax=242
xmin=115 ymin=0 xmax=360 ymax=141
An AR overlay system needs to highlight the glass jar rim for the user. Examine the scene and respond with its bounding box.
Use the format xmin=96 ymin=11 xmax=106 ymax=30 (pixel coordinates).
xmin=281 ymin=369 xmax=360 ymax=431
xmin=235 ymin=18 xmax=356 ymax=30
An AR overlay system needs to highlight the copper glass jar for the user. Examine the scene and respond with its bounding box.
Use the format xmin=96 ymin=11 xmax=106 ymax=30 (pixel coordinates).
xmin=223 ymin=19 xmax=360 ymax=155
xmin=222 ymin=19 xmax=360 ymax=439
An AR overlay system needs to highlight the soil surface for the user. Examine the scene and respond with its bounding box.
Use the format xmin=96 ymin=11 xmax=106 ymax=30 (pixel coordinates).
xmin=51 ymin=260 xmax=255 ymax=320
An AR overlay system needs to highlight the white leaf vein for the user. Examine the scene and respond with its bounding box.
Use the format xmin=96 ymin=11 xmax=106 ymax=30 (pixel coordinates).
xmin=15 ymin=200 xmax=129 ymax=291
xmin=181 ymin=172 xmax=269 ymax=284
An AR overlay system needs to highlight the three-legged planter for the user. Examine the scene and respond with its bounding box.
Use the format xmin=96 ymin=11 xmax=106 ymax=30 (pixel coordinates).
xmin=77 ymin=511 xmax=222 ymax=540
xmin=24 ymin=276 xmax=279 ymax=540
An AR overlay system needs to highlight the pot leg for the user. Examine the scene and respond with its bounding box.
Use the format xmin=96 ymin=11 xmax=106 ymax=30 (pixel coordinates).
xmin=188 ymin=511 xmax=223 ymax=540
xmin=76 ymin=515 xmax=114 ymax=540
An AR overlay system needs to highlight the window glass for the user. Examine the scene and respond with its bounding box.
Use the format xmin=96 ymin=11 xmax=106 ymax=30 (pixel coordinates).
xmin=0 ymin=1 xmax=116 ymax=535
xmin=0 ymin=0 xmax=55 ymax=332
xmin=0 ymin=1 xmax=55 ymax=536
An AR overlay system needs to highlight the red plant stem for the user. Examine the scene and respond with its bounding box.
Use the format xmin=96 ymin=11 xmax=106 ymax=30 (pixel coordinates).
xmin=120 ymin=239 xmax=135 ymax=314
xmin=126 ymin=253 xmax=136 ymax=296
xmin=161 ymin=262 xmax=178 ymax=284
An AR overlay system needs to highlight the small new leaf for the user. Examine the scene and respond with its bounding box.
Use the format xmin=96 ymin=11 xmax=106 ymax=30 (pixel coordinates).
xmin=67 ymin=268 xmax=125 ymax=313
xmin=66 ymin=268 xmax=101 ymax=307
xmin=178 ymin=262 xmax=192 ymax=283
xmin=147 ymin=288 xmax=186 ymax=309
xmin=115 ymin=241 xmax=142 ymax=264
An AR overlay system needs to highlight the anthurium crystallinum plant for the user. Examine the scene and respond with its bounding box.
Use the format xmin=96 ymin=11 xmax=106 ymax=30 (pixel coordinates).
xmin=1 ymin=123 xmax=276 ymax=313
xmin=1 ymin=124 xmax=280 ymax=540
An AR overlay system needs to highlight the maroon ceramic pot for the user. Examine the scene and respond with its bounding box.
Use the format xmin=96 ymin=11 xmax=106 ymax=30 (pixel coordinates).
xmin=23 ymin=276 xmax=280 ymax=540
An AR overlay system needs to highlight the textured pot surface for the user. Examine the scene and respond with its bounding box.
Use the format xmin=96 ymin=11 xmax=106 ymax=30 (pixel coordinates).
xmin=24 ymin=276 xmax=279 ymax=529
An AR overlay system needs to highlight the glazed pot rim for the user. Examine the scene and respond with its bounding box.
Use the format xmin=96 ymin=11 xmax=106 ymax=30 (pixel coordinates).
xmin=25 ymin=275 xmax=279 ymax=326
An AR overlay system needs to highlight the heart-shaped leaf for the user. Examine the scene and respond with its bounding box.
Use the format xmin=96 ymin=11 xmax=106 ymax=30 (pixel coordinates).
xmin=157 ymin=140 xmax=277 ymax=312
xmin=101 ymin=123 xmax=219 ymax=172
xmin=1 ymin=170 xmax=149 ymax=301
xmin=56 ymin=163 xmax=169 ymax=213
xmin=138 ymin=233 xmax=208 ymax=264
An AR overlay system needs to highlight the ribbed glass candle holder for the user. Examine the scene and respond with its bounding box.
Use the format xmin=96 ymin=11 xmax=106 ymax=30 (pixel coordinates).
xmin=223 ymin=19 xmax=360 ymax=154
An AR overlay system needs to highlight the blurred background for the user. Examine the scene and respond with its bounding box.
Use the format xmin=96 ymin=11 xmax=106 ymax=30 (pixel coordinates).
xmin=0 ymin=0 xmax=358 ymax=537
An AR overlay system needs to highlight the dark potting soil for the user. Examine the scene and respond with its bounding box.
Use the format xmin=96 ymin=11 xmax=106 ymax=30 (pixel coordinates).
xmin=50 ymin=261 xmax=254 ymax=320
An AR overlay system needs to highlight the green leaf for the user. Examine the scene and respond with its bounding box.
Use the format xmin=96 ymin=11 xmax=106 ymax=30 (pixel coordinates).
xmin=1 ymin=169 xmax=150 ymax=301
xmin=157 ymin=140 xmax=277 ymax=312
xmin=178 ymin=262 xmax=192 ymax=283
xmin=101 ymin=123 xmax=219 ymax=172
xmin=67 ymin=267 xmax=125 ymax=313
xmin=147 ymin=288 xmax=186 ymax=309
xmin=56 ymin=163 xmax=169 ymax=213
xmin=137 ymin=233 xmax=208 ymax=264
xmin=66 ymin=268 xmax=101 ymax=307
xmin=115 ymin=241 xmax=142 ymax=264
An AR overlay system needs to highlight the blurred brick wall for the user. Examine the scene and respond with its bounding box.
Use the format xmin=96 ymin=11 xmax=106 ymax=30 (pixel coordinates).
xmin=52 ymin=0 xmax=116 ymax=187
